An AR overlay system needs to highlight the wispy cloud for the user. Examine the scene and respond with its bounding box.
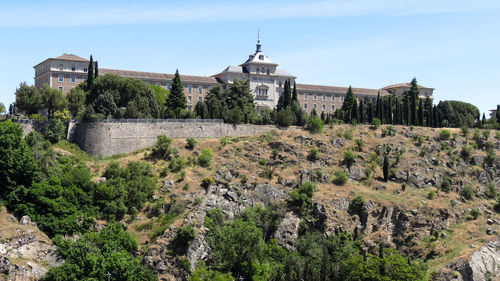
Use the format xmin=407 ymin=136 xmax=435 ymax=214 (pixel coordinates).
xmin=1 ymin=0 xmax=499 ymax=27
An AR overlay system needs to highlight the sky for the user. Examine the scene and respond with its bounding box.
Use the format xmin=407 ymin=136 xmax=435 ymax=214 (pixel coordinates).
xmin=0 ymin=0 xmax=499 ymax=115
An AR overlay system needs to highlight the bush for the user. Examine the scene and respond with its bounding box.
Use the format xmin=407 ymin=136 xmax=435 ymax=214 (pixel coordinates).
xmin=460 ymin=126 xmax=469 ymax=137
xmin=333 ymin=170 xmax=348 ymax=185
xmin=185 ymin=138 xmax=197 ymax=150
xmin=198 ymin=148 xmax=213 ymax=167
xmin=201 ymin=177 xmax=214 ymax=189
xmin=306 ymin=116 xmax=323 ymax=133
xmin=42 ymin=119 xmax=66 ymax=143
xmin=308 ymin=148 xmax=319 ymax=161
xmin=383 ymin=155 xmax=389 ymax=182
xmin=276 ymin=107 xmax=295 ymax=127
xmin=288 ymin=181 xmax=315 ymax=214
xmin=469 ymin=208 xmax=480 ymax=220
xmin=169 ymin=157 xmax=186 ymax=172
xmin=461 ymin=145 xmax=471 ymax=160
xmin=439 ymin=130 xmax=451 ymax=141
xmin=440 ymin=175 xmax=452 ymax=192
xmin=486 ymin=183 xmax=498 ymax=199
xmin=152 ymin=135 xmax=175 ymax=159
xmin=173 ymin=225 xmax=196 ymax=252
xmin=343 ymin=150 xmax=356 ymax=167
xmin=371 ymin=118 xmax=381 ymax=129
xmin=354 ymin=138 xmax=364 ymax=151
xmin=427 ymin=190 xmax=436 ymax=199
xmin=460 ymin=185 xmax=475 ymax=200
xmin=485 ymin=149 xmax=496 ymax=166
xmin=349 ymin=195 xmax=365 ymax=215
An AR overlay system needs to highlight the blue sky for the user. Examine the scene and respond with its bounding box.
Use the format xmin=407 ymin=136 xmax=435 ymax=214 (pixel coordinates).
xmin=1 ymin=0 xmax=499 ymax=115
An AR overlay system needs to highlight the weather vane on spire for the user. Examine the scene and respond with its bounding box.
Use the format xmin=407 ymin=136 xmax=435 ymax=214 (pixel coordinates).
xmin=256 ymin=28 xmax=262 ymax=53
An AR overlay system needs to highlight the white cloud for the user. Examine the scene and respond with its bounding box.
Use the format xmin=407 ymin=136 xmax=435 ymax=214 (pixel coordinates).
xmin=0 ymin=0 xmax=499 ymax=27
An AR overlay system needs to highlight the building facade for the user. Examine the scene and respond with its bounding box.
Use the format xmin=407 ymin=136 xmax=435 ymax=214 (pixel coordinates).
xmin=33 ymin=38 xmax=434 ymax=114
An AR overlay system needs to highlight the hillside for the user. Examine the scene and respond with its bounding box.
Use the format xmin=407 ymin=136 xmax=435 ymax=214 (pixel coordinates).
xmin=1 ymin=123 xmax=499 ymax=281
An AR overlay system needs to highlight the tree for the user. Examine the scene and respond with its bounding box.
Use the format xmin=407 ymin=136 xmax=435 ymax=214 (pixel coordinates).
xmin=292 ymin=81 xmax=298 ymax=101
xmin=288 ymin=182 xmax=315 ymax=214
xmin=165 ymin=69 xmax=187 ymax=117
xmin=67 ymin=87 xmax=86 ymax=119
xmin=0 ymin=120 xmax=37 ymax=199
xmin=276 ymin=107 xmax=295 ymax=127
xmin=341 ymin=86 xmax=357 ymax=123
xmin=87 ymin=55 xmax=94 ymax=89
xmin=94 ymin=91 xmax=118 ymax=118
xmin=496 ymin=104 xmax=500 ymax=124
xmin=418 ymin=99 xmax=424 ymax=126
xmin=306 ymin=116 xmax=323 ymax=133
xmin=195 ymin=101 xmax=209 ymax=119
xmin=0 ymin=102 xmax=5 ymax=115
xmin=94 ymin=60 xmax=99 ymax=78
xmin=386 ymin=95 xmax=393 ymax=124
xmin=149 ymin=84 xmax=169 ymax=118
xmin=40 ymin=84 xmax=67 ymax=117
xmin=225 ymin=79 xmax=256 ymax=123
xmin=15 ymin=82 xmax=43 ymax=115
xmin=383 ymin=155 xmax=389 ymax=181
xmin=358 ymin=99 xmax=364 ymax=124
xmin=409 ymin=78 xmax=420 ymax=126
xmin=376 ymin=92 xmax=382 ymax=121
xmin=424 ymin=97 xmax=433 ymax=127
xmin=437 ymin=100 xmax=479 ymax=127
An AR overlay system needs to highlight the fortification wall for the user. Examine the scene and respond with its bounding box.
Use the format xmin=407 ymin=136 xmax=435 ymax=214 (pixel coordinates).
xmin=72 ymin=121 xmax=275 ymax=156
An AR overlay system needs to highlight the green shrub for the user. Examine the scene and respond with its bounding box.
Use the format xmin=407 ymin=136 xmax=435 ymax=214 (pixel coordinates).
xmin=486 ymin=183 xmax=498 ymax=199
xmin=371 ymin=118 xmax=381 ymax=129
xmin=343 ymin=130 xmax=353 ymax=140
xmin=288 ymin=181 xmax=315 ymax=214
xmin=173 ymin=225 xmax=196 ymax=252
xmin=333 ymin=170 xmax=348 ymax=185
xmin=440 ymin=175 xmax=452 ymax=192
xmin=460 ymin=185 xmax=474 ymax=200
xmin=439 ymin=130 xmax=451 ymax=141
xmin=276 ymin=107 xmax=295 ymax=127
xmin=198 ymin=148 xmax=213 ymax=167
xmin=240 ymin=174 xmax=248 ymax=184
xmin=460 ymin=126 xmax=469 ymax=137
xmin=271 ymin=149 xmax=279 ymax=160
xmin=349 ymin=195 xmax=365 ymax=215
xmin=185 ymin=138 xmax=197 ymax=150
xmin=343 ymin=150 xmax=356 ymax=167
xmin=169 ymin=157 xmax=186 ymax=172
xmin=152 ymin=135 xmax=175 ymax=159
xmin=201 ymin=177 xmax=214 ymax=189
xmin=427 ymin=190 xmax=436 ymax=199
xmin=135 ymin=221 xmax=153 ymax=231
xmin=306 ymin=116 xmax=323 ymax=133
xmin=485 ymin=149 xmax=496 ymax=166
xmin=258 ymin=158 xmax=267 ymax=166
xmin=354 ymin=138 xmax=364 ymax=151
xmin=461 ymin=145 xmax=472 ymax=160
xmin=469 ymin=208 xmax=480 ymax=220
xmin=42 ymin=119 xmax=66 ymax=143
xmin=308 ymin=148 xmax=319 ymax=161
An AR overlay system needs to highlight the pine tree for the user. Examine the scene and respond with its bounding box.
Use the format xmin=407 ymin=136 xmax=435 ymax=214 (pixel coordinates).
xmin=352 ymin=97 xmax=358 ymax=123
xmin=94 ymin=61 xmax=99 ymax=78
xmin=341 ymin=86 xmax=356 ymax=123
xmin=87 ymin=55 xmax=94 ymax=89
xmin=165 ymin=69 xmax=187 ymax=118
xmin=418 ymin=99 xmax=424 ymax=126
xmin=292 ymin=81 xmax=298 ymax=102
xmin=410 ymin=78 xmax=420 ymax=126
xmin=283 ymin=80 xmax=292 ymax=109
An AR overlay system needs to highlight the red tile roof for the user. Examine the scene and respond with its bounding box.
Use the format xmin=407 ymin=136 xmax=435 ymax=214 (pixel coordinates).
xmin=100 ymin=68 xmax=218 ymax=84
xmin=382 ymin=82 xmax=434 ymax=90
xmin=54 ymin=54 xmax=89 ymax=62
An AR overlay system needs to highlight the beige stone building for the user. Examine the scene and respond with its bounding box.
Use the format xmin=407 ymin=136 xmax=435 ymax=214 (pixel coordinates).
xmin=33 ymin=39 xmax=434 ymax=114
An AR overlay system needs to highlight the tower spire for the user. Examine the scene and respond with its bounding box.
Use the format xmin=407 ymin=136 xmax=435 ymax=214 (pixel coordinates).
xmin=256 ymin=29 xmax=262 ymax=53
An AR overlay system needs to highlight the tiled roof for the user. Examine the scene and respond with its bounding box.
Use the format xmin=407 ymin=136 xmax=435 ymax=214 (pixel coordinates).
xmin=54 ymin=54 xmax=89 ymax=62
xmin=296 ymin=83 xmax=389 ymax=96
xmin=100 ymin=68 xmax=218 ymax=84
xmin=382 ymin=83 xmax=434 ymax=90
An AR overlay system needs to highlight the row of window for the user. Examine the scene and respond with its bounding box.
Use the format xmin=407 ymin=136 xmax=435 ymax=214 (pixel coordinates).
xmin=303 ymin=93 xmax=344 ymax=102
xmin=255 ymin=67 xmax=271 ymax=75
xmin=187 ymin=96 xmax=203 ymax=103
xmin=303 ymin=103 xmax=336 ymax=112
xmin=58 ymin=74 xmax=86 ymax=83
xmin=58 ymin=64 xmax=88 ymax=73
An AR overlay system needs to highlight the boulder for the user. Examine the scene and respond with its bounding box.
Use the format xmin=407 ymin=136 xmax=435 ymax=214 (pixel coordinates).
xmin=19 ymin=215 xmax=32 ymax=226
xmin=186 ymin=236 xmax=210 ymax=271
xmin=274 ymin=212 xmax=300 ymax=251
xmin=348 ymin=166 xmax=364 ymax=181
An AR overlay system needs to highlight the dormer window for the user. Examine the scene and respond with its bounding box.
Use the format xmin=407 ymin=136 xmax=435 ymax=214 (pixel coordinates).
xmin=259 ymin=55 xmax=264 ymax=60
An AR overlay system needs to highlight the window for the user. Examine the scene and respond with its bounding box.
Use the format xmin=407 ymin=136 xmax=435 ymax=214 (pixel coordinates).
xmin=304 ymin=104 xmax=308 ymax=109
xmin=59 ymin=64 xmax=63 ymax=71
xmin=58 ymin=86 xmax=63 ymax=91
xmin=279 ymin=81 xmax=282 ymax=87
xmin=313 ymin=94 xmax=317 ymax=100
xmin=258 ymin=88 xmax=268 ymax=96
xmin=261 ymin=67 xmax=265 ymax=73
xmin=331 ymin=105 xmax=335 ymax=112
xmin=313 ymin=104 xmax=317 ymax=109
xmin=340 ymin=96 xmax=344 ymax=102
xmin=188 ymin=96 xmax=192 ymax=103
xmin=304 ymin=93 xmax=308 ymax=100
xmin=84 ymin=68 xmax=88 ymax=73
xmin=278 ymin=92 xmax=282 ymax=97
xmin=331 ymin=95 xmax=334 ymax=101
xmin=198 ymin=96 xmax=203 ymax=102
xmin=70 ymin=76 xmax=76 ymax=83
xmin=198 ymin=85 xmax=203 ymax=93
xmin=322 ymin=104 xmax=326 ymax=111
xmin=155 ymin=82 xmax=160 ymax=86
xmin=256 ymin=68 xmax=260 ymax=74
xmin=71 ymin=65 xmax=75 ymax=72
xmin=322 ymin=95 xmax=326 ymax=101
xmin=266 ymin=69 xmax=270 ymax=75
xmin=259 ymin=54 xmax=264 ymax=60
xmin=167 ymin=83 xmax=171 ymax=90
xmin=188 ymin=85 xmax=192 ymax=93
xmin=58 ymin=74 xmax=63 ymax=82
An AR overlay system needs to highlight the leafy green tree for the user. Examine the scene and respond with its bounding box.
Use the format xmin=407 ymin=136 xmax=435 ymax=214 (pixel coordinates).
xmin=226 ymin=107 xmax=243 ymax=124
xmin=149 ymin=84 xmax=169 ymax=118
xmin=195 ymin=101 xmax=209 ymax=119
xmin=15 ymin=82 xmax=43 ymax=115
xmin=226 ymin=79 xmax=256 ymax=123
xmin=341 ymin=86 xmax=357 ymax=123
xmin=0 ymin=120 xmax=37 ymax=199
xmin=43 ymin=223 xmax=156 ymax=281
xmin=151 ymin=135 xmax=175 ymax=159
xmin=165 ymin=70 xmax=187 ymax=117
xmin=292 ymin=81 xmax=298 ymax=101
xmin=190 ymin=265 xmax=234 ymax=281
xmin=288 ymin=182 xmax=315 ymax=214
xmin=306 ymin=116 xmax=323 ymax=133
xmin=437 ymin=100 xmax=479 ymax=128
xmin=198 ymin=148 xmax=213 ymax=167
xmin=0 ymin=102 xmax=5 ymax=115
xmin=40 ymin=84 xmax=67 ymax=117
xmin=41 ymin=119 xmax=66 ymax=143
xmin=67 ymin=87 xmax=86 ymax=119
xmin=94 ymin=91 xmax=118 ymax=118
xmin=276 ymin=107 xmax=295 ymax=127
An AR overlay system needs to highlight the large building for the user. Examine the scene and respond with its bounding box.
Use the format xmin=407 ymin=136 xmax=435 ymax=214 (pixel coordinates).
xmin=33 ymin=37 xmax=434 ymax=114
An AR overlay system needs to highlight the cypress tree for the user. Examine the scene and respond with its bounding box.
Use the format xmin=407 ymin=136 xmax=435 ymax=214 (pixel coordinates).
xmin=341 ymin=86 xmax=356 ymax=123
xmin=394 ymin=98 xmax=399 ymax=124
xmin=425 ymin=97 xmax=433 ymax=127
xmin=94 ymin=61 xmax=99 ymax=78
xmin=410 ymin=78 xmax=420 ymax=126
xmin=482 ymin=113 xmax=486 ymax=127
xmin=404 ymin=91 xmax=411 ymax=125
xmin=375 ymin=92 xmax=381 ymax=120
xmin=418 ymin=99 xmax=424 ymax=126
xmin=387 ymin=95 xmax=393 ymax=124
xmin=367 ymin=98 xmax=374 ymax=123
xmin=320 ymin=111 xmax=326 ymax=121
xmin=165 ymin=69 xmax=187 ymax=117
xmin=292 ymin=81 xmax=298 ymax=102
xmin=352 ymin=97 xmax=358 ymax=123
xmin=87 ymin=55 xmax=94 ymax=89
xmin=283 ymin=79 xmax=292 ymax=108
xmin=383 ymin=155 xmax=389 ymax=181
xmin=358 ymin=99 xmax=364 ymax=124
xmin=496 ymin=105 xmax=500 ymax=124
